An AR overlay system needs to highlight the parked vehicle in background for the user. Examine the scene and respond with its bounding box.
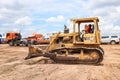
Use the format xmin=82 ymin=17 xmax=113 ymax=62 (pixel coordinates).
xmin=0 ymin=34 xmax=6 ymax=44
xmin=25 ymin=33 xmax=50 ymax=45
xmin=0 ymin=34 xmax=2 ymax=44
xmin=6 ymin=32 xmax=27 ymax=46
xmin=6 ymin=32 xmax=22 ymax=46
xmin=5 ymin=32 xmax=50 ymax=46
xmin=101 ymin=35 xmax=120 ymax=44
xmin=0 ymin=38 xmax=6 ymax=44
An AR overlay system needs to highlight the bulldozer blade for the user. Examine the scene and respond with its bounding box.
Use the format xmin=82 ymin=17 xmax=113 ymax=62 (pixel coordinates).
xmin=25 ymin=32 xmax=60 ymax=60
xmin=25 ymin=45 xmax=45 ymax=60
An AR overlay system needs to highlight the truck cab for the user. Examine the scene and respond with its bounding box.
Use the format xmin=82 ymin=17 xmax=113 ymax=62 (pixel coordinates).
xmin=6 ymin=32 xmax=21 ymax=46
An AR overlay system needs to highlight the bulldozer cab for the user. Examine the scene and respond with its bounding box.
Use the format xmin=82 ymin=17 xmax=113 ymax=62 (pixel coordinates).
xmin=71 ymin=17 xmax=100 ymax=44
xmin=47 ymin=17 xmax=101 ymax=51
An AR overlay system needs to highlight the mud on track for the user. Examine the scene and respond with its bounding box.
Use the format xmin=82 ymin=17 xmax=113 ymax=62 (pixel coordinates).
xmin=0 ymin=44 xmax=120 ymax=80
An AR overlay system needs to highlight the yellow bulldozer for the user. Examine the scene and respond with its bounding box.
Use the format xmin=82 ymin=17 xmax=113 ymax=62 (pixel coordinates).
xmin=25 ymin=17 xmax=104 ymax=64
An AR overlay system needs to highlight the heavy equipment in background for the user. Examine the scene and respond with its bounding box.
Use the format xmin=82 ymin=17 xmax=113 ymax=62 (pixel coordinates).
xmin=6 ymin=32 xmax=49 ymax=46
xmin=6 ymin=32 xmax=22 ymax=46
xmin=25 ymin=33 xmax=50 ymax=45
xmin=25 ymin=17 xmax=104 ymax=64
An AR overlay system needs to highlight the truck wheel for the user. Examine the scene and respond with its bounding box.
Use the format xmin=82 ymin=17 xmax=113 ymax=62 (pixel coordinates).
xmin=16 ymin=44 xmax=20 ymax=46
xmin=33 ymin=41 xmax=37 ymax=45
xmin=9 ymin=41 xmax=14 ymax=46
xmin=110 ymin=40 xmax=116 ymax=45
xmin=22 ymin=43 xmax=27 ymax=46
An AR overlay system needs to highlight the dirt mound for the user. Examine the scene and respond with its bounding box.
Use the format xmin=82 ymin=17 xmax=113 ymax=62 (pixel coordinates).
xmin=24 ymin=57 xmax=54 ymax=65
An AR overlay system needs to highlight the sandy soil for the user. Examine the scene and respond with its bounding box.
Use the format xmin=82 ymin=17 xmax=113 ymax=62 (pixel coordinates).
xmin=0 ymin=44 xmax=120 ymax=80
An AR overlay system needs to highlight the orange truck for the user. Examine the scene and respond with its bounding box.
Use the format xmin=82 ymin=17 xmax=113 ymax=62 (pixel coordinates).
xmin=25 ymin=33 xmax=50 ymax=45
xmin=6 ymin=32 xmax=22 ymax=46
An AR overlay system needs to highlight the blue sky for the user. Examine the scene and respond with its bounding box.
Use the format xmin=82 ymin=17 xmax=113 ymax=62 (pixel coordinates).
xmin=0 ymin=0 xmax=120 ymax=37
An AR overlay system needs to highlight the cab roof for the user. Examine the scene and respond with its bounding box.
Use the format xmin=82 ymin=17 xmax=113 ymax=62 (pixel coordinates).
xmin=71 ymin=17 xmax=99 ymax=23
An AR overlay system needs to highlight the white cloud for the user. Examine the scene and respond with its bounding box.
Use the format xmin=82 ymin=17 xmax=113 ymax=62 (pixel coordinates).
xmin=0 ymin=14 xmax=6 ymax=20
xmin=0 ymin=8 xmax=14 ymax=14
xmin=12 ymin=28 xmax=19 ymax=32
xmin=2 ymin=23 xmax=12 ymax=26
xmin=100 ymin=24 xmax=120 ymax=35
xmin=116 ymin=6 xmax=120 ymax=12
xmin=14 ymin=16 xmax=32 ymax=26
xmin=0 ymin=0 xmax=15 ymax=5
xmin=0 ymin=0 xmax=120 ymax=36
xmin=46 ymin=15 xmax=65 ymax=22
xmin=86 ymin=0 xmax=120 ymax=34
xmin=90 ymin=0 xmax=120 ymax=9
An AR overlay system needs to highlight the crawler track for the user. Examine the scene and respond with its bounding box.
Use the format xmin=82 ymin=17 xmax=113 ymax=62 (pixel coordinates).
xmin=48 ymin=47 xmax=104 ymax=64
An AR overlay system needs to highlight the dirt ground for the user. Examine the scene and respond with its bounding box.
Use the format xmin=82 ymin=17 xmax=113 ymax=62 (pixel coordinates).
xmin=0 ymin=44 xmax=120 ymax=80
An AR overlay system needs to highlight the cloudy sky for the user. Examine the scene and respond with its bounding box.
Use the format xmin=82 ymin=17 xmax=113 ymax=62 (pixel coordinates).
xmin=0 ymin=0 xmax=120 ymax=37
